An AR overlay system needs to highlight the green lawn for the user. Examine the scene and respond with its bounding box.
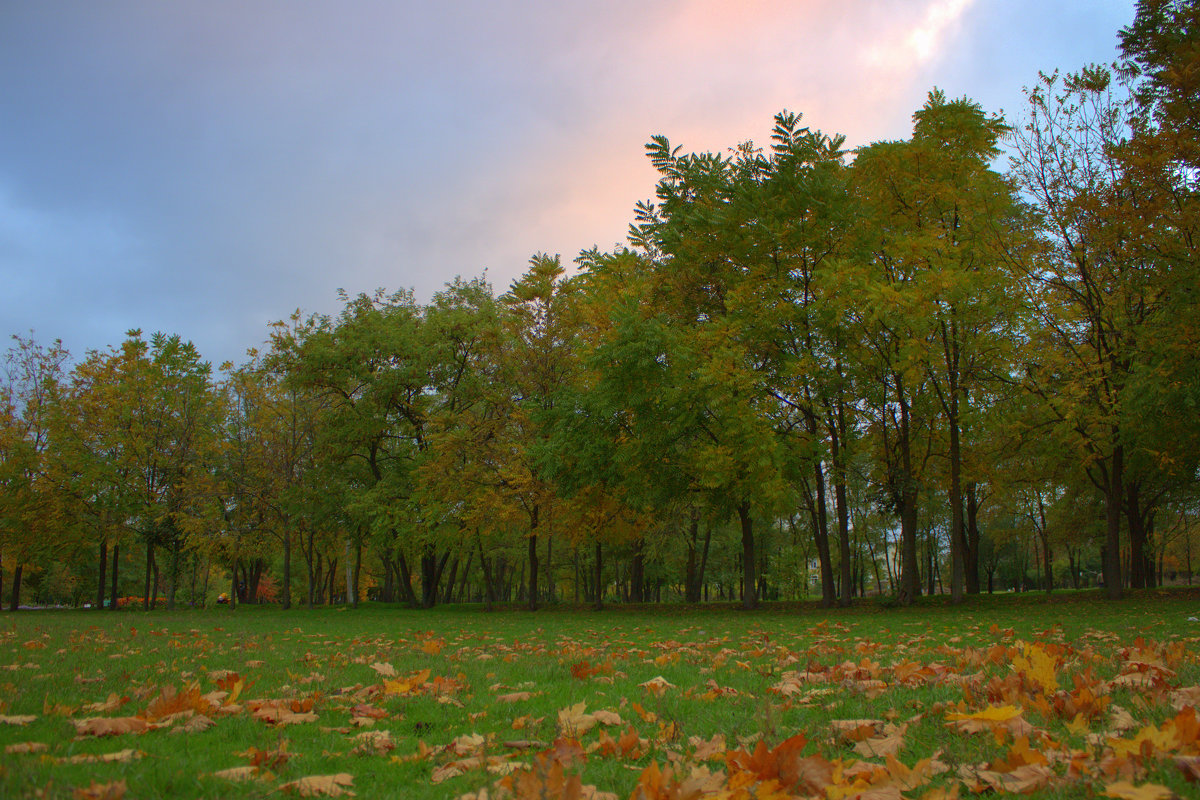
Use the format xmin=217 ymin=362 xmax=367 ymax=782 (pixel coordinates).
xmin=2 ymin=590 xmax=1199 ymax=799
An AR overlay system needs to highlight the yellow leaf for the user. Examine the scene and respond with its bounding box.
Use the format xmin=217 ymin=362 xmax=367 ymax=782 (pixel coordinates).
xmin=1103 ymin=780 xmax=1179 ymax=800
xmin=1012 ymin=642 xmax=1059 ymax=692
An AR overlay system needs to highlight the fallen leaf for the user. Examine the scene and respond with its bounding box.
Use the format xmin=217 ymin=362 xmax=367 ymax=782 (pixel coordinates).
xmin=71 ymin=716 xmax=152 ymax=737
xmin=209 ymin=766 xmax=270 ymax=782
xmin=71 ymin=780 xmax=126 ymax=800
xmin=1103 ymin=781 xmax=1179 ymax=800
xmin=5 ymin=741 xmax=49 ymax=754
xmin=639 ymin=676 xmax=676 ymax=697
xmin=0 ymin=714 xmax=37 ymax=725
xmin=497 ymin=692 xmax=533 ymax=703
xmin=279 ymin=774 xmax=356 ymax=797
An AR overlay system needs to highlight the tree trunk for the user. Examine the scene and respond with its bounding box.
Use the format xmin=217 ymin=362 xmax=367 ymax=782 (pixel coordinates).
xmin=629 ymin=539 xmax=645 ymax=603
xmin=1103 ymin=443 xmax=1124 ymax=600
xmin=96 ymin=539 xmax=108 ymax=610
xmin=477 ymin=533 xmax=495 ymax=611
xmin=738 ymin=502 xmax=757 ymax=610
xmin=305 ymin=528 xmax=316 ymax=609
xmin=809 ymin=462 xmax=836 ymax=608
xmin=896 ymin=395 xmax=921 ymax=607
xmin=965 ymin=483 xmax=981 ymax=594
xmin=281 ymin=530 xmax=292 ymax=609
xmin=110 ymin=543 xmax=120 ymax=610
xmin=947 ymin=409 xmax=965 ymax=604
xmin=593 ymin=541 xmax=603 ymax=610
xmin=8 ymin=564 xmax=22 ymax=611
xmin=442 ymin=557 xmax=459 ymax=605
xmin=143 ymin=541 xmax=155 ymax=611
xmin=527 ymin=504 xmax=540 ymax=612
xmin=396 ymin=552 xmax=418 ymax=607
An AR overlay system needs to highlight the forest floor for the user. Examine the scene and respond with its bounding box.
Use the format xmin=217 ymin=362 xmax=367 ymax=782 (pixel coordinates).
xmin=2 ymin=589 xmax=1199 ymax=799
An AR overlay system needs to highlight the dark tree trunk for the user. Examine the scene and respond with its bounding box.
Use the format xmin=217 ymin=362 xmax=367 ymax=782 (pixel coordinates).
xmin=442 ymin=557 xmax=459 ymax=605
xmin=965 ymin=483 xmax=981 ymax=594
xmin=527 ymin=504 xmax=540 ymax=612
xmin=629 ymin=539 xmax=645 ymax=603
xmin=281 ymin=528 xmax=292 ymax=610
xmin=593 ymin=541 xmax=603 ymax=610
xmin=809 ymin=462 xmax=836 ymax=608
xmin=143 ymin=541 xmax=155 ymax=611
xmin=1103 ymin=443 xmax=1124 ymax=600
xmin=397 ymin=552 xmax=418 ymax=607
xmin=96 ymin=539 xmax=108 ymax=611
xmin=8 ymin=564 xmax=22 ymax=611
xmin=477 ymin=533 xmax=495 ymax=611
xmin=896 ymin=395 xmax=921 ymax=607
xmin=110 ymin=543 xmax=120 ymax=610
xmin=738 ymin=502 xmax=757 ymax=610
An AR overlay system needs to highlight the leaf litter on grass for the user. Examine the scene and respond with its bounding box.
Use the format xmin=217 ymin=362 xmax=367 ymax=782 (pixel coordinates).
xmin=2 ymin=600 xmax=1200 ymax=799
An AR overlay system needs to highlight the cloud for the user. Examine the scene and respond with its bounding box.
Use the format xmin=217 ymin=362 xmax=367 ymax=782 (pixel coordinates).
xmin=0 ymin=0 xmax=1134 ymax=368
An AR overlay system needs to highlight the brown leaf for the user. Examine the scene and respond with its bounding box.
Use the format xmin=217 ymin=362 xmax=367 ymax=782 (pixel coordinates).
xmin=558 ymin=702 xmax=597 ymax=736
xmin=278 ymin=773 xmax=356 ymax=797
xmin=63 ymin=749 xmax=143 ymax=764
xmin=832 ymin=718 xmax=884 ymax=743
xmin=5 ymin=741 xmax=49 ymax=754
xmin=369 ymin=662 xmax=396 ymax=677
xmin=208 ymin=766 xmax=270 ymax=783
xmin=0 ymin=714 xmax=37 ymax=725
xmin=170 ymin=714 xmax=215 ymax=734
xmin=497 ymin=692 xmax=533 ymax=703
xmin=72 ymin=781 xmax=126 ymax=800
xmin=238 ymin=740 xmax=294 ymax=769
xmin=1103 ymin=781 xmax=1179 ymax=800
xmin=71 ymin=716 xmax=152 ymax=737
xmin=82 ymin=694 xmax=129 ymax=714
xmin=854 ymin=724 xmax=907 ymax=758
xmin=351 ymin=729 xmax=395 ymax=756
xmin=639 ymin=676 xmax=675 ymax=697
xmin=1176 ymin=756 xmax=1200 ymax=782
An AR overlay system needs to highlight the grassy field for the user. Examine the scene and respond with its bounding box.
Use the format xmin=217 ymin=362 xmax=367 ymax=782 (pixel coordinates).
xmin=2 ymin=590 xmax=1200 ymax=799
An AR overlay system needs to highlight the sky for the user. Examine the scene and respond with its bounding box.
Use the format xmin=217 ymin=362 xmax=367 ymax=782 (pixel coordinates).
xmin=1 ymin=0 xmax=1137 ymax=370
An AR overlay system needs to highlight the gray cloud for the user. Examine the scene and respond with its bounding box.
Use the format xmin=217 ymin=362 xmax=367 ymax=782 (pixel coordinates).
xmin=1 ymin=0 xmax=1135 ymax=368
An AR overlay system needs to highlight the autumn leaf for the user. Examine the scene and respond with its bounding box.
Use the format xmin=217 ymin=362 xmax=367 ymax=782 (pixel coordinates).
xmin=71 ymin=780 xmax=126 ymax=800
xmin=945 ymin=704 xmax=1025 ymax=734
xmin=350 ymin=729 xmax=395 ymax=756
xmin=0 ymin=714 xmax=37 ymax=725
xmin=419 ymin=638 xmax=446 ymax=656
xmin=639 ymin=676 xmax=675 ymax=697
xmin=5 ymin=741 xmax=49 ymax=754
xmin=71 ymin=716 xmax=152 ymax=737
xmin=208 ymin=766 xmax=271 ymax=783
xmin=278 ymin=773 xmax=356 ymax=797
xmin=854 ymin=723 xmax=907 ymax=758
xmin=831 ymin=718 xmax=885 ymax=743
xmin=496 ymin=691 xmax=533 ymax=703
xmin=59 ymin=748 xmax=145 ymax=764
xmin=1103 ymin=780 xmax=1179 ymax=800
xmin=383 ymin=668 xmax=431 ymax=696
xmin=81 ymin=693 xmax=129 ymax=714
xmin=1011 ymin=641 xmax=1059 ymax=693
xmin=558 ymin=702 xmax=597 ymax=736
xmin=369 ymin=662 xmax=397 ymax=677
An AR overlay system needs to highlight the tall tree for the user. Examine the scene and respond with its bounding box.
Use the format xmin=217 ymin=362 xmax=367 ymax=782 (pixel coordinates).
xmin=0 ymin=335 xmax=69 ymax=610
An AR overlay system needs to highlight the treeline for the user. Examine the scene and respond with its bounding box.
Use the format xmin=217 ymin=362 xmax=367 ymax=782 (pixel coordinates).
xmin=2 ymin=2 xmax=1198 ymax=611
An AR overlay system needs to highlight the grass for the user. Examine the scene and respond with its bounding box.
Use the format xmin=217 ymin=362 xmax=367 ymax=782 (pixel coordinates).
xmin=1 ymin=589 xmax=1199 ymax=799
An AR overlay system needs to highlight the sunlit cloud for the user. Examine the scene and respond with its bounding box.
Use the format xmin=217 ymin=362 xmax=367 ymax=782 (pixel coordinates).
xmin=864 ymin=0 xmax=975 ymax=69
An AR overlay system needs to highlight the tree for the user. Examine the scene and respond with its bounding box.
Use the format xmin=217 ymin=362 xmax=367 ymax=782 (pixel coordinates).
xmin=1008 ymin=65 xmax=1191 ymax=598
xmin=0 ymin=335 xmax=69 ymax=610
